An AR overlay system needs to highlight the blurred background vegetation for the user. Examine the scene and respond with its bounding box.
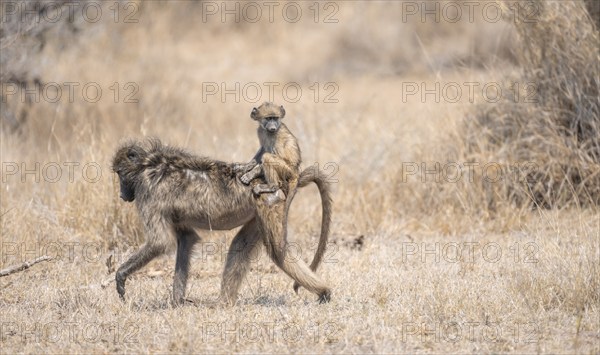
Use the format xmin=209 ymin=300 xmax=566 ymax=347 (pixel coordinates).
xmin=1 ymin=0 xmax=598 ymax=241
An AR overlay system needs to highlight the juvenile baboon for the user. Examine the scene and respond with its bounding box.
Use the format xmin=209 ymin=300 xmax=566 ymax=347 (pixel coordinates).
xmin=236 ymin=102 xmax=330 ymax=294
xmin=238 ymin=102 xmax=300 ymax=200
xmin=112 ymin=138 xmax=332 ymax=306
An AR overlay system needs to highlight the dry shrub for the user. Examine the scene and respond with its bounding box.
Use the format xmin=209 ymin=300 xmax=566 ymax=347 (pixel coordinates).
xmin=462 ymin=0 xmax=600 ymax=209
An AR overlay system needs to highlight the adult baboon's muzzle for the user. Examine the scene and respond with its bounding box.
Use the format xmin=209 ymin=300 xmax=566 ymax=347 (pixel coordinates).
xmin=120 ymin=192 xmax=134 ymax=202
xmin=119 ymin=180 xmax=135 ymax=202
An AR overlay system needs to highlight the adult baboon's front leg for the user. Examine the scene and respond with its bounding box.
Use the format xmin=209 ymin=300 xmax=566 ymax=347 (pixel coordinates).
xmin=173 ymin=229 xmax=199 ymax=306
xmin=220 ymin=218 xmax=262 ymax=305
xmin=116 ymin=218 xmax=170 ymax=301
xmin=116 ymin=243 xmax=163 ymax=301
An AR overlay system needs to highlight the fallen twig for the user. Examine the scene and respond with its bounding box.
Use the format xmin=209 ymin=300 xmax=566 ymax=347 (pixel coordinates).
xmin=0 ymin=255 xmax=52 ymax=277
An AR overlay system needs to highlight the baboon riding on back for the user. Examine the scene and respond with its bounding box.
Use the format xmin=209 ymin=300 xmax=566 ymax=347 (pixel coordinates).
xmin=112 ymin=134 xmax=332 ymax=306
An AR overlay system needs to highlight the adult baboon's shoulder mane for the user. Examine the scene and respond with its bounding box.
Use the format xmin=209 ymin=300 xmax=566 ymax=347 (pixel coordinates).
xmin=115 ymin=137 xmax=234 ymax=176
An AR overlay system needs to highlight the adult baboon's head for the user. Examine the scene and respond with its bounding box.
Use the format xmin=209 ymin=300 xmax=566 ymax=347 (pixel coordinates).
xmin=112 ymin=140 xmax=149 ymax=202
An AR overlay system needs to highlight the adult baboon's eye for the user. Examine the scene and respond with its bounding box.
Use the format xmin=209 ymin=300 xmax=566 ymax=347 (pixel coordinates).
xmin=127 ymin=151 xmax=137 ymax=160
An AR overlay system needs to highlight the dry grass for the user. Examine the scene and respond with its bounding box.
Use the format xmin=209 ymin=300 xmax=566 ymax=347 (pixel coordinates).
xmin=461 ymin=0 xmax=600 ymax=209
xmin=1 ymin=1 xmax=599 ymax=353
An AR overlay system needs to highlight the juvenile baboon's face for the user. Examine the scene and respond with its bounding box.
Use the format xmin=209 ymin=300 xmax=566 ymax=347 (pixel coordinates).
xmin=251 ymin=102 xmax=285 ymax=134
xmin=112 ymin=143 xmax=145 ymax=202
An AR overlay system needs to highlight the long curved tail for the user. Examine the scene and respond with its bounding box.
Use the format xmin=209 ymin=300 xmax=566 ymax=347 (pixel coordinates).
xmin=293 ymin=165 xmax=333 ymax=293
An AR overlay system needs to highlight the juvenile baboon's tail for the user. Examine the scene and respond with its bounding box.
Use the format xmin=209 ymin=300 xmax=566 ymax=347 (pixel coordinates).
xmin=294 ymin=165 xmax=333 ymax=293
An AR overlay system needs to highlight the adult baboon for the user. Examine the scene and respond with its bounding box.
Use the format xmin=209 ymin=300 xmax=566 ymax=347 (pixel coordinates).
xmin=236 ymin=102 xmax=329 ymax=294
xmin=112 ymin=138 xmax=332 ymax=306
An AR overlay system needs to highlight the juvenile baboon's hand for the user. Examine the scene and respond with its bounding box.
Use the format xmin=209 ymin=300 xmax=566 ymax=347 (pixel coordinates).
xmin=233 ymin=160 xmax=257 ymax=174
xmin=232 ymin=163 xmax=244 ymax=173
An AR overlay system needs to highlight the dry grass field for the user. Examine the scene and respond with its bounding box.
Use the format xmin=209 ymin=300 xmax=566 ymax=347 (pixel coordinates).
xmin=1 ymin=1 xmax=598 ymax=353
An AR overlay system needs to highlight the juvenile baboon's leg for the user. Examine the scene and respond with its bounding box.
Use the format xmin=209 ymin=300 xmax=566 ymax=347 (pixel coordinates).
xmin=253 ymin=153 xmax=296 ymax=195
xmin=116 ymin=243 xmax=164 ymax=301
xmin=257 ymin=196 xmax=331 ymax=303
xmin=240 ymin=164 xmax=263 ymax=185
xmin=173 ymin=229 xmax=200 ymax=306
xmin=220 ymin=218 xmax=263 ymax=305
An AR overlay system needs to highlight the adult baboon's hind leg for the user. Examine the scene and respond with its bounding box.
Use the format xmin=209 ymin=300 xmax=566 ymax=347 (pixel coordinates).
xmin=173 ymin=229 xmax=200 ymax=306
xmin=263 ymin=235 xmax=331 ymax=303
xmin=220 ymin=219 xmax=263 ymax=305
xmin=257 ymin=195 xmax=331 ymax=303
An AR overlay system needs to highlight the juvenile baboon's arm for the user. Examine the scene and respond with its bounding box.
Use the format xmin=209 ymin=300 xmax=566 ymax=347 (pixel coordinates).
xmin=233 ymin=148 xmax=263 ymax=174
xmin=233 ymin=159 xmax=258 ymax=174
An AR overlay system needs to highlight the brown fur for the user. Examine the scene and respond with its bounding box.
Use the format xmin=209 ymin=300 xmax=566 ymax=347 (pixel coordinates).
xmin=111 ymin=138 xmax=332 ymax=306
xmin=237 ymin=102 xmax=330 ymax=295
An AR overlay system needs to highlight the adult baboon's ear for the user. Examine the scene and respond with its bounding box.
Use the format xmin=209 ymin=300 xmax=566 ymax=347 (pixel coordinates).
xmin=280 ymin=105 xmax=286 ymax=119
xmin=127 ymin=147 xmax=140 ymax=163
xmin=251 ymin=107 xmax=259 ymax=120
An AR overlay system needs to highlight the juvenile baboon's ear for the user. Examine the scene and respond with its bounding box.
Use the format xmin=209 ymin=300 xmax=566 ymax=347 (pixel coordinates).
xmin=279 ymin=105 xmax=286 ymax=119
xmin=251 ymin=107 xmax=259 ymax=120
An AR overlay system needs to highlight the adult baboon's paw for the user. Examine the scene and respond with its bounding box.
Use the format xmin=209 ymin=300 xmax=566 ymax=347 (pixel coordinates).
xmin=116 ymin=272 xmax=126 ymax=300
xmin=293 ymin=282 xmax=301 ymax=294
xmin=318 ymin=289 xmax=331 ymax=304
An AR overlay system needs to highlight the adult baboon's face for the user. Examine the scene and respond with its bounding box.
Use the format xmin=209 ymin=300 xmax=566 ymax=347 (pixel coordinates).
xmin=112 ymin=143 xmax=145 ymax=202
xmin=118 ymin=175 xmax=135 ymax=202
